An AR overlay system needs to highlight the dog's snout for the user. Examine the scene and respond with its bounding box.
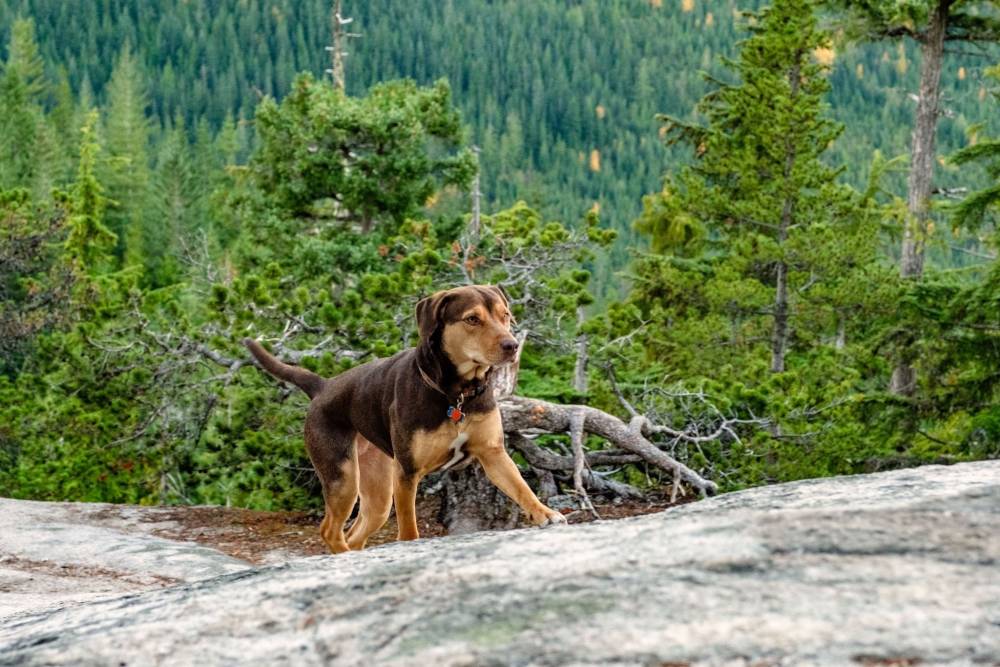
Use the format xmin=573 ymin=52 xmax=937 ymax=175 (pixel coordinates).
xmin=501 ymin=338 xmax=519 ymax=354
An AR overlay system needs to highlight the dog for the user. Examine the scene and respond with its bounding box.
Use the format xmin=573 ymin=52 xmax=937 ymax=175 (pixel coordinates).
xmin=244 ymin=284 xmax=565 ymax=553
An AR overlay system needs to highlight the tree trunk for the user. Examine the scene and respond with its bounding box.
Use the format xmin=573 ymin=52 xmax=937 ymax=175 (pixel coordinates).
xmin=771 ymin=61 xmax=799 ymax=374
xmin=771 ymin=259 xmax=789 ymax=373
xmin=893 ymin=0 xmax=949 ymax=394
xmin=835 ymin=314 xmax=847 ymax=351
xmin=573 ymin=306 xmax=588 ymax=394
xmin=901 ymin=0 xmax=948 ymax=280
xmin=437 ymin=465 xmax=520 ymax=534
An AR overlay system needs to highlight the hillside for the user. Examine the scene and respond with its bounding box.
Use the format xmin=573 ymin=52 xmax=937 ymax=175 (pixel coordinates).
xmin=2 ymin=0 xmax=996 ymax=290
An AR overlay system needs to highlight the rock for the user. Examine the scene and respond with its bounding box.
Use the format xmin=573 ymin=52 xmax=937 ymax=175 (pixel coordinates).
xmin=2 ymin=461 xmax=999 ymax=666
xmin=0 ymin=498 xmax=250 ymax=617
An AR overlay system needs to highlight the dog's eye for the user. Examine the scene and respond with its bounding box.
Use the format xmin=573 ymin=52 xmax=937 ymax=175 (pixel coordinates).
xmin=465 ymin=315 xmax=480 ymax=325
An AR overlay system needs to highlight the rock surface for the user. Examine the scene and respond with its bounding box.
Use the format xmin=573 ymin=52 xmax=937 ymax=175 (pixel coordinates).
xmin=0 ymin=499 xmax=250 ymax=618
xmin=2 ymin=461 xmax=999 ymax=666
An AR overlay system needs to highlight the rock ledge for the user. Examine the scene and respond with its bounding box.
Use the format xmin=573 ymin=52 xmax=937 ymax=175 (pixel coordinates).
xmin=2 ymin=461 xmax=998 ymax=666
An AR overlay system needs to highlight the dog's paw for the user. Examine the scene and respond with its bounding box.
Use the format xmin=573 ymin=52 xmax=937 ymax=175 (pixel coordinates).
xmin=539 ymin=511 xmax=568 ymax=527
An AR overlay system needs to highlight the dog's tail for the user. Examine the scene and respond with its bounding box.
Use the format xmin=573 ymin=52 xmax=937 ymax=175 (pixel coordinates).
xmin=243 ymin=338 xmax=325 ymax=399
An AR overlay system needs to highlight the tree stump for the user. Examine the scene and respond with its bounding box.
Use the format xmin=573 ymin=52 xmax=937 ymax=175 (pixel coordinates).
xmin=438 ymin=465 xmax=520 ymax=534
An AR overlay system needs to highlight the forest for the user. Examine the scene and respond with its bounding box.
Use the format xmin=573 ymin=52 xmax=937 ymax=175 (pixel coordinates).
xmin=1 ymin=0 xmax=998 ymax=517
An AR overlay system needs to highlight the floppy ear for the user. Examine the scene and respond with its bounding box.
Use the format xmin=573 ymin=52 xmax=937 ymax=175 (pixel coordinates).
xmin=415 ymin=291 xmax=452 ymax=341
xmin=491 ymin=284 xmax=511 ymax=308
xmin=491 ymin=284 xmax=517 ymax=326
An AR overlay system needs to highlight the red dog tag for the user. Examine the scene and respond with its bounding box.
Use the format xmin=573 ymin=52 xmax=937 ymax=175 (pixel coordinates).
xmin=447 ymin=406 xmax=464 ymax=423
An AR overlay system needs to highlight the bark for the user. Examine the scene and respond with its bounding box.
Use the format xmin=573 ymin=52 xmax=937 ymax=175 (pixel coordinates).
xmin=508 ymin=433 xmax=645 ymax=499
xmin=437 ymin=465 xmax=519 ymax=534
xmin=439 ymin=339 xmax=721 ymax=533
xmin=901 ymin=0 xmax=949 ymax=280
xmin=770 ymin=259 xmax=789 ymax=373
xmin=573 ymin=306 xmax=588 ymax=394
xmin=893 ymin=0 xmax=949 ymax=395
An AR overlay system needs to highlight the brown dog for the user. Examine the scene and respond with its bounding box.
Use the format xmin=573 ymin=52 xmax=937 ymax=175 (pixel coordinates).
xmin=244 ymin=284 xmax=565 ymax=553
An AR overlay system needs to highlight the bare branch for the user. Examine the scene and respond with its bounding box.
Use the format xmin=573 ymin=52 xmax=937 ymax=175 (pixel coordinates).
xmin=500 ymin=396 xmax=719 ymax=496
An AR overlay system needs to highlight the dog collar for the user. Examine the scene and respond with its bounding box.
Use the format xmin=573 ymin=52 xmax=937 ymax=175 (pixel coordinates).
xmin=416 ymin=364 xmax=489 ymax=423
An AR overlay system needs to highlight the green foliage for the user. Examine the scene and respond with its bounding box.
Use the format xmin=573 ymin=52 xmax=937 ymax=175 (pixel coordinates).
xmin=0 ymin=0 xmax=998 ymax=509
xmin=64 ymin=111 xmax=115 ymax=272
xmin=250 ymin=75 xmax=474 ymax=231
xmin=0 ymin=188 xmax=71 ymax=373
xmin=2 ymin=0 xmax=996 ymax=298
xmin=609 ymin=0 xmax=995 ymax=488
xmin=949 ymin=66 xmax=1000 ymax=230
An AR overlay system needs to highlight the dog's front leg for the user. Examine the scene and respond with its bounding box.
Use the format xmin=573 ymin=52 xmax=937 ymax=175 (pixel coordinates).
xmin=475 ymin=444 xmax=567 ymax=527
xmin=468 ymin=409 xmax=566 ymax=527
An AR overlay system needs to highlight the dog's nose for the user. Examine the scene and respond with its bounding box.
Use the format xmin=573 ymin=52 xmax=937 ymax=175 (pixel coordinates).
xmin=501 ymin=339 xmax=519 ymax=354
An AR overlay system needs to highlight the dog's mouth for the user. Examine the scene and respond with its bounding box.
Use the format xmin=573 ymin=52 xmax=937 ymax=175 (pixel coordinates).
xmin=491 ymin=352 xmax=518 ymax=366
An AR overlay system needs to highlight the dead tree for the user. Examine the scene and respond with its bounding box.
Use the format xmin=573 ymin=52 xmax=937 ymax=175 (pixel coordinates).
xmin=325 ymin=1 xmax=360 ymax=92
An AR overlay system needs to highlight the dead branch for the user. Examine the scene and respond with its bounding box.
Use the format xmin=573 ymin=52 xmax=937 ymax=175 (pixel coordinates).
xmin=568 ymin=409 xmax=598 ymax=516
xmin=507 ymin=433 xmax=645 ymax=500
xmin=499 ymin=396 xmax=719 ymax=496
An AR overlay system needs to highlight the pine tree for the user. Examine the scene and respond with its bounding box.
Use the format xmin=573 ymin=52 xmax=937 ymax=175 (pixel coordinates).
xmin=65 ymin=110 xmax=116 ymax=272
xmin=101 ymin=45 xmax=153 ymax=270
xmin=4 ymin=18 xmax=46 ymax=103
xmin=828 ymin=0 xmax=1000 ymax=393
xmin=649 ymin=0 xmax=861 ymax=373
xmin=0 ymin=19 xmax=48 ymax=195
xmin=950 ymin=65 xmax=1000 ymax=229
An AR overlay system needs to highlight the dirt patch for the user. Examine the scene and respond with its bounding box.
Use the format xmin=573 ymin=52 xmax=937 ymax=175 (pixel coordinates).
xmin=131 ymin=495 xmax=680 ymax=564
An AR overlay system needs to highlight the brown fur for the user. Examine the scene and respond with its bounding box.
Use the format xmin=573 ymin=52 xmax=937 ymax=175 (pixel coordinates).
xmin=244 ymin=284 xmax=564 ymax=554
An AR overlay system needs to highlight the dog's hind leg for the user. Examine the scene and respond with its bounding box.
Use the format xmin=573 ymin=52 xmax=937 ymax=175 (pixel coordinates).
xmin=306 ymin=411 xmax=359 ymax=554
xmin=318 ymin=456 xmax=358 ymax=554
xmin=346 ymin=435 xmax=394 ymax=550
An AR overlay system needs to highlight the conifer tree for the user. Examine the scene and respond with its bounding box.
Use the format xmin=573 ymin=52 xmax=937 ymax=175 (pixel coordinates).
xmin=65 ymin=111 xmax=115 ymax=272
xmin=828 ymin=0 xmax=1000 ymax=393
xmin=648 ymin=0 xmax=862 ymax=373
xmin=950 ymin=65 xmax=1000 ymax=229
xmin=3 ymin=18 xmax=46 ymax=102
xmin=0 ymin=19 xmax=48 ymax=195
xmin=101 ymin=45 xmax=152 ymax=270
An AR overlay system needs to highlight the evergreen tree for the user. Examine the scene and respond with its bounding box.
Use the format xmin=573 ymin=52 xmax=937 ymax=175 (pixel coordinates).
xmin=65 ymin=110 xmax=116 ymax=273
xmin=101 ymin=45 xmax=152 ymax=271
xmin=649 ymin=0 xmax=865 ymax=373
xmin=0 ymin=19 xmax=48 ymax=196
xmin=950 ymin=65 xmax=1000 ymax=229
xmin=242 ymin=74 xmax=474 ymax=245
xmin=828 ymin=0 xmax=1000 ymax=393
xmin=3 ymin=18 xmax=46 ymax=102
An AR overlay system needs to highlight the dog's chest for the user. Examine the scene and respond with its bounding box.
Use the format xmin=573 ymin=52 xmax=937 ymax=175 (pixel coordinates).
xmin=409 ymin=409 xmax=501 ymax=474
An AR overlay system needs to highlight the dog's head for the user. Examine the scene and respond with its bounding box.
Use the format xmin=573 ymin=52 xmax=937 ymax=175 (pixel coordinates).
xmin=416 ymin=285 xmax=518 ymax=380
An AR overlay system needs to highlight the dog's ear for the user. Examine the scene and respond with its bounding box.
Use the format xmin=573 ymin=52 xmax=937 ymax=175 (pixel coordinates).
xmin=490 ymin=284 xmax=517 ymax=326
xmin=415 ymin=291 xmax=453 ymax=341
xmin=491 ymin=284 xmax=511 ymax=308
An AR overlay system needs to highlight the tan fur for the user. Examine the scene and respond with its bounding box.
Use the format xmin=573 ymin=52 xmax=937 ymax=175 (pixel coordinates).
xmin=349 ymin=408 xmax=562 ymax=546
xmin=441 ymin=300 xmax=515 ymax=380
xmin=345 ymin=436 xmax=394 ymax=550
xmin=318 ymin=449 xmax=359 ymax=554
